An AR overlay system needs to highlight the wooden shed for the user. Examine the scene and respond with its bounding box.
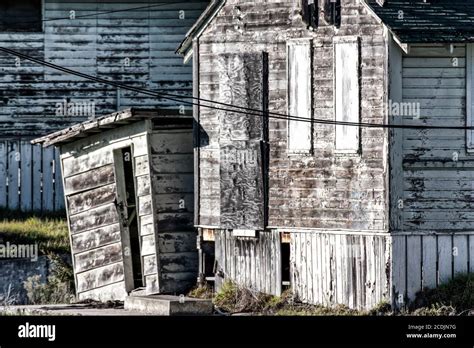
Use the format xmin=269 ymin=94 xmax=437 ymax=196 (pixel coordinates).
xmin=33 ymin=108 xmax=196 ymax=301
xmin=178 ymin=0 xmax=474 ymax=310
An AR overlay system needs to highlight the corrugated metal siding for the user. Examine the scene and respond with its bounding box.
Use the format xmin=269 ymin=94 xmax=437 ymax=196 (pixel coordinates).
xmin=0 ymin=0 xmax=209 ymax=136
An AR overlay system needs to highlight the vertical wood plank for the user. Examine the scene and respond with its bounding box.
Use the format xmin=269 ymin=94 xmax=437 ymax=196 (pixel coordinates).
xmin=335 ymin=234 xmax=343 ymax=305
xmin=42 ymin=147 xmax=55 ymax=211
xmin=313 ymin=233 xmax=320 ymax=304
xmin=274 ymin=231 xmax=282 ymax=296
xmin=7 ymin=140 xmax=20 ymax=210
xmin=391 ymin=235 xmax=406 ymax=308
xmin=290 ymin=233 xmax=296 ymax=300
xmin=0 ymin=140 xmax=7 ymax=208
xmin=406 ymin=236 xmax=422 ymax=302
xmin=438 ymin=235 xmax=453 ymax=285
xmin=20 ymin=141 xmax=32 ymax=211
xmin=32 ymin=145 xmax=42 ymax=211
xmin=453 ymin=234 xmax=468 ymax=276
xmin=470 ymin=235 xmax=474 ymax=273
xmin=422 ymin=235 xmax=437 ymax=289
xmin=54 ymin=149 xmax=65 ymax=211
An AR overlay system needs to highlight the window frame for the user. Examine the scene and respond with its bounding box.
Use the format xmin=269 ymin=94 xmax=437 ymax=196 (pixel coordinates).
xmin=286 ymin=38 xmax=313 ymax=155
xmin=333 ymin=35 xmax=361 ymax=155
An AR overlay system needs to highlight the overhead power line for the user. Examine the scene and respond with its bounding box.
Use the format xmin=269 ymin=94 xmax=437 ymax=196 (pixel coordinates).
xmin=14 ymin=1 xmax=192 ymax=25
xmin=0 ymin=46 xmax=472 ymax=131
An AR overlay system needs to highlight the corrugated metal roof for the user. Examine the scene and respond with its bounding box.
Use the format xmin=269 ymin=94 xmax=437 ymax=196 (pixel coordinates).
xmin=366 ymin=0 xmax=474 ymax=43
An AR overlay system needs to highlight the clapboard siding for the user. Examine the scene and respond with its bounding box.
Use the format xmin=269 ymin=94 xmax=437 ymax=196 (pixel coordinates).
xmin=0 ymin=0 xmax=209 ymax=136
xmin=392 ymin=233 xmax=473 ymax=309
xmin=61 ymin=121 xmax=160 ymax=299
xmin=214 ymin=230 xmax=282 ymax=295
xmin=291 ymin=232 xmax=390 ymax=310
xmin=197 ymin=0 xmax=388 ymax=231
xmin=399 ymin=44 xmax=471 ymax=232
xmin=150 ymin=127 xmax=198 ymax=293
xmin=0 ymin=139 xmax=64 ymax=212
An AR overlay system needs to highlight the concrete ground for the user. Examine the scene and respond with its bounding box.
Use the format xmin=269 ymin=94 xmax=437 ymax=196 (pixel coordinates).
xmin=0 ymin=303 xmax=151 ymax=316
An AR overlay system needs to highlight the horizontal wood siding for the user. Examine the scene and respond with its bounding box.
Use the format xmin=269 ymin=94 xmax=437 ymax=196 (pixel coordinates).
xmin=150 ymin=127 xmax=198 ymax=293
xmin=197 ymin=0 xmax=388 ymax=231
xmin=62 ymin=121 xmax=159 ymax=300
xmin=291 ymin=232 xmax=390 ymax=310
xmin=400 ymin=45 xmax=471 ymax=232
xmin=214 ymin=230 xmax=282 ymax=296
xmin=0 ymin=139 xmax=64 ymax=212
xmin=0 ymin=0 xmax=209 ymax=136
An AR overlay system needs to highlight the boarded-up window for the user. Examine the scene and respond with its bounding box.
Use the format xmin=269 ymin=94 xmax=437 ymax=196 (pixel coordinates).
xmin=287 ymin=40 xmax=312 ymax=153
xmin=467 ymin=44 xmax=474 ymax=151
xmin=0 ymin=0 xmax=42 ymax=32
xmin=334 ymin=37 xmax=360 ymax=153
xmin=217 ymin=53 xmax=268 ymax=230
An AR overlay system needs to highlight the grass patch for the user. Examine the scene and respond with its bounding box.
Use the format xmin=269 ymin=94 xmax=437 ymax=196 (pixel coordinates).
xmin=412 ymin=273 xmax=474 ymax=314
xmin=0 ymin=216 xmax=69 ymax=255
xmin=188 ymin=283 xmax=214 ymax=299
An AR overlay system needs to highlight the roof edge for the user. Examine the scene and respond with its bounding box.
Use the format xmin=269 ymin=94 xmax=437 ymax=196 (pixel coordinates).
xmin=176 ymin=0 xmax=226 ymax=58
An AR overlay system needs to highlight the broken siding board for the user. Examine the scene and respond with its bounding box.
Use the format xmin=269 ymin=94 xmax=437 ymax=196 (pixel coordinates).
xmin=64 ymin=164 xmax=115 ymax=196
xmin=71 ymin=223 xmax=122 ymax=254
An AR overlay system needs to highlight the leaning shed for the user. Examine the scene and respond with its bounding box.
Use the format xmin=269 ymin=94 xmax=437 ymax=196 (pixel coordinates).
xmin=33 ymin=108 xmax=195 ymax=301
xmin=178 ymin=0 xmax=474 ymax=310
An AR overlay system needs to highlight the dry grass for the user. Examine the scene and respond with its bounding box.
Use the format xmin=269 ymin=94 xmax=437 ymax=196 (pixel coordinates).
xmin=0 ymin=216 xmax=69 ymax=255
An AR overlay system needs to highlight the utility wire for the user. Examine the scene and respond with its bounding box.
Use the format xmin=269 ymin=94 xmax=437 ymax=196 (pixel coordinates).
xmin=0 ymin=46 xmax=473 ymax=131
xmin=12 ymin=1 xmax=193 ymax=25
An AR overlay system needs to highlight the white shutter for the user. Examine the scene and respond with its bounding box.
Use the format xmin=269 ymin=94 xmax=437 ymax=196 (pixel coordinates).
xmin=334 ymin=36 xmax=360 ymax=153
xmin=467 ymin=44 xmax=474 ymax=151
xmin=287 ymin=40 xmax=312 ymax=153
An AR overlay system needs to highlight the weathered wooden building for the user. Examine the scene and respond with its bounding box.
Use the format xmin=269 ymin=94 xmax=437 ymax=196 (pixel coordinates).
xmin=33 ymin=108 xmax=196 ymax=301
xmin=0 ymin=0 xmax=208 ymax=212
xmin=178 ymin=0 xmax=474 ymax=309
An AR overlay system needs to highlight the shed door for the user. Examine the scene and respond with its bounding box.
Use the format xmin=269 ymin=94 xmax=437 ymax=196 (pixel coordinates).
xmin=113 ymin=146 xmax=144 ymax=292
xmin=217 ymin=52 xmax=269 ymax=230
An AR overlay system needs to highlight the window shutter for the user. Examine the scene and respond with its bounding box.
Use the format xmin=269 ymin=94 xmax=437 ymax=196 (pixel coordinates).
xmin=334 ymin=37 xmax=360 ymax=153
xmin=324 ymin=0 xmax=341 ymax=28
xmin=287 ymin=40 xmax=312 ymax=153
xmin=301 ymin=0 xmax=318 ymax=29
xmin=467 ymin=44 xmax=474 ymax=151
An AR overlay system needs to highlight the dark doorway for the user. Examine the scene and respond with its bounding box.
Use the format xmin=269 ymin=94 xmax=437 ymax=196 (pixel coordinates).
xmin=115 ymin=146 xmax=143 ymax=290
xmin=281 ymin=239 xmax=291 ymax=290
